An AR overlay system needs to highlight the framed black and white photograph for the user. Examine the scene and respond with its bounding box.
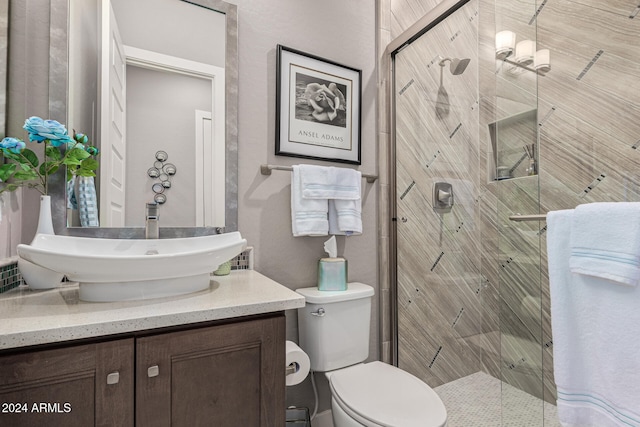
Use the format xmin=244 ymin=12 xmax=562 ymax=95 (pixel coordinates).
xmin=275 ymin=45 xmax=362 ymax=164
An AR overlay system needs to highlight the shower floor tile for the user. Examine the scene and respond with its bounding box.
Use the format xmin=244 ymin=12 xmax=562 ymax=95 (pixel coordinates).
xmin=434 ymin=371 xmax=561 ymax=427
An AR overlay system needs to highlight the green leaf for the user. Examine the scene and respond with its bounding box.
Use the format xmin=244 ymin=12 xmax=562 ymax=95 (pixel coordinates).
xmin=13 ymin=169 xmax=39 ymax=181
xmin=80 ymin=158 xmax=99 ymax=170
xmin=63 ymin=157 xmax=83 ymax=166
xmin=2 ymin=150 xmax=22 ymax=162
xmin=66 ymin=147 xmax=91 ymax=161
xmin=75 ymin=168 xmax=97 ymax=177
xmin=45 ymin=146 xmax=62 ymax=161
xmin=0 ymin=183 xmax=19 ymax=193
xmin=0 ymin=163 xmax=17 ymax=181
xmin=39 ymin=161 xmax=60 ymax=176
xmin=21 ymin=149 xmax=39 ymax=167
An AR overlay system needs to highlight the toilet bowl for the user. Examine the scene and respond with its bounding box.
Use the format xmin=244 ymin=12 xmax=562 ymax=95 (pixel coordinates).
xmin=295 ymin=283 xmax=448 ymax=427
xmin=327 ymin=361 xmax=447 ymax=427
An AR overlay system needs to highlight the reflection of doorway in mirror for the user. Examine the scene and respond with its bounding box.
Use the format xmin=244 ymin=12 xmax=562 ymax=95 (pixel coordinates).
xmin=195 ymin=111 xmax=225 ymax=227
xmin=111 ymin=48 xmax=224 ymax=228
xmin=99 ymin=1 xmax=127 ymax=227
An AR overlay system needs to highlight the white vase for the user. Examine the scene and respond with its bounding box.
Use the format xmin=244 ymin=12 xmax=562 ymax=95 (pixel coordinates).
xmin=35 ymin=194 xmax=55 ymax=235
xmin=18 ymin=195 xmax=64 ymax=290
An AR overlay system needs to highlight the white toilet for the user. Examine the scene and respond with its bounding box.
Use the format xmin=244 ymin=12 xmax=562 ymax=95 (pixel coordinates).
xmin=296 ymin=283 xmax=447 ymax=427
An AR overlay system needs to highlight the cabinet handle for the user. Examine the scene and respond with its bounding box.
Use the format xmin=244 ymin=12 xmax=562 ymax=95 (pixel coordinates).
xmin=147 ymin=365 xmax=160 ymax=378
xmin=106 ymin=372 xmax=120 ymax=385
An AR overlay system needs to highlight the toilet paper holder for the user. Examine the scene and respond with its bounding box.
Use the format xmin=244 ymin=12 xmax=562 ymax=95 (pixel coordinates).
xmin=286 ymin=362 xmax=300 ymax=376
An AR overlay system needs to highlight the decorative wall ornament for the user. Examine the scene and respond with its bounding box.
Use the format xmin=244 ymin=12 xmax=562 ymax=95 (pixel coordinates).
xmin=147 ymin=151 xmax=177 ymax=204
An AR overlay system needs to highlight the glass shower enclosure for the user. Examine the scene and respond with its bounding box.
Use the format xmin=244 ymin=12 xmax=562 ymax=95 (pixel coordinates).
xmin=391 ymin=0 xmax=552 ymax=424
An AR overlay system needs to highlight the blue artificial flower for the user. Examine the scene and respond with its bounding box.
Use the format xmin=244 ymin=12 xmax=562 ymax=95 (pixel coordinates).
xmin=23 ymin=116 xmax=73 ymax=147
xmin=74 ymin=133 xmax=89 ymax=144
xmin=0 ymin=137 xmax=26 ymax=154
xmin=85 ymin=146 xmax=99 ymax=156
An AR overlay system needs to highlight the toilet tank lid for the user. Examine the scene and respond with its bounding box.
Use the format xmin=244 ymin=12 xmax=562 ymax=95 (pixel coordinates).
xmin=295 ymin=282 xmax=374 ymax=304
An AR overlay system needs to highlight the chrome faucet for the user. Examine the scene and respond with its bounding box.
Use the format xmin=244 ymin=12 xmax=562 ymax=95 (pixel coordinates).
xmin=145 ymin=202 xmax=159 ymax=239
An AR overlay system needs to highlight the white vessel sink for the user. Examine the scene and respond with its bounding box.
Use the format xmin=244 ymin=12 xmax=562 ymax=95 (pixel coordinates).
xmin=17 ymin=232 xmax=247 ymax=302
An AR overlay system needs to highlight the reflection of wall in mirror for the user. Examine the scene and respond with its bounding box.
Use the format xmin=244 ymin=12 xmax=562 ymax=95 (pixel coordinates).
xmin=68 ymin=0 xmax=99 ymax=157
xmin=125 ymin=66 xmax=211 ymax=228
xmin=67 ymin=0 xmax=227 ymax=227
xmin=111 ymin=0 xmax=225 ymax=68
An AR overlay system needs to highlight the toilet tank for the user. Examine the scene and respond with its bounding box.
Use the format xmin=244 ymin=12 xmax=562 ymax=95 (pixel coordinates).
xmin=296 ymin=283 xmax=374 ymax=372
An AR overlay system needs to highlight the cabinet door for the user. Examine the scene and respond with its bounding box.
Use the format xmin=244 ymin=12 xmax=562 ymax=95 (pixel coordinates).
xmin=0 ymin=338 xmax=134 ymax=427
xmin=136 ymin=315 xmax=285 ymax=427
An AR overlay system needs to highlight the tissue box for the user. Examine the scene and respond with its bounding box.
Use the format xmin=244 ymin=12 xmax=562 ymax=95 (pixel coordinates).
xmin=318 ymin=258 xmax=347 ymax=291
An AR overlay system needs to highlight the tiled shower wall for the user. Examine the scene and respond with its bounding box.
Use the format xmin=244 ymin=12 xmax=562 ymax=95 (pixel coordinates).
xmin=393 ymin=0 xmax=490 ymax=388
xmin=378 ymin=0 xmax=640 ymax=407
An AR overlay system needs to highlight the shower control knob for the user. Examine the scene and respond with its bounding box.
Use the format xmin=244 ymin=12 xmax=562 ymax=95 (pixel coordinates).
xmin=311 ymin=308 xmax=326 ymax=317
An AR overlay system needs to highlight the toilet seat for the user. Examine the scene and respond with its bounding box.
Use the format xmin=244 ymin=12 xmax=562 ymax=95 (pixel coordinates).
xmin=329 ymin=361 xmax=447 ymax=427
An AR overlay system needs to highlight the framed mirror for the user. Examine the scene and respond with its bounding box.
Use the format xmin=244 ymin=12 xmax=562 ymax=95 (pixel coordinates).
xmin=48 ymin=0 xmax=238 ymax=238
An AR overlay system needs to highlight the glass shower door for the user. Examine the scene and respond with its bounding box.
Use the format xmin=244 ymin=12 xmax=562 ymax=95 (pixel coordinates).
xmin=392 ymin=0 xmax=552 ymax=424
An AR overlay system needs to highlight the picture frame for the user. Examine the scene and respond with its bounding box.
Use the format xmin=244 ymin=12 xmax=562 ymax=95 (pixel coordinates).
xmin=275 ymin=44 xmax=362 ymax=165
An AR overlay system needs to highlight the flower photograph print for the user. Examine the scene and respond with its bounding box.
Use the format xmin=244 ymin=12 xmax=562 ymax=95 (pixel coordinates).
xmin=276 ymin=45 xmax=361 ymax=164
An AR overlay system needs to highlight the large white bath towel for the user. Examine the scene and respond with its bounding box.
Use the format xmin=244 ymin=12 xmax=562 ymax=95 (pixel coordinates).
xmin=570 ymin=202 xmax=640 ymax=287
xmin=548 ymin=209 xmax=640 ymax=427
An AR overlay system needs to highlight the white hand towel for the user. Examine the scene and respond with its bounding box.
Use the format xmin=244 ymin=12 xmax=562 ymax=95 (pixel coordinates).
xmin=300 ymin=165 xmax=361 ymax=200
xmin=329 ymin=199 xmax=362 ymax=235
xmin=291 ymin=165 xmax=329 ymax=237
xmin=548 ymin=209 xmax=640 ymax=427
xmin=570 ymin=202 xmax=640 ymax=286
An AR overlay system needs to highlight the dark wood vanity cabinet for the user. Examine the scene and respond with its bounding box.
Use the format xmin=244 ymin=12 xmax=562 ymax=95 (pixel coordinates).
xmin=136 ymin=314 xmax=285 ymax=427
xmin=0 ymin=314 xmax=285 ymax=427
xmin=0 ymin=338 xmax=134 ymax=427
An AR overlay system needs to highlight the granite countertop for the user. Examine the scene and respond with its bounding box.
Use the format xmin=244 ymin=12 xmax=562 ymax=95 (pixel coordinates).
xmin=0 ymin=270 xmax=305 ymax=351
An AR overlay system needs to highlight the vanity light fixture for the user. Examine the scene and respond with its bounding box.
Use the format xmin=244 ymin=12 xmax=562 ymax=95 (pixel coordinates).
xmin=534 ymin=49 xmax=551 ymax=73
xmin=495 ymin=30 xmax=551 ymax=75
xmin=515 ymin=40 xmax=535 ymax=66
xmin=495 ymin=30 xmax=516 ymax=60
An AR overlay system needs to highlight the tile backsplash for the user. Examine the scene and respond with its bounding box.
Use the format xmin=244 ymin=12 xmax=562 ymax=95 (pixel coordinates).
xmin=0 ymin=257 xmax=22 ymax=294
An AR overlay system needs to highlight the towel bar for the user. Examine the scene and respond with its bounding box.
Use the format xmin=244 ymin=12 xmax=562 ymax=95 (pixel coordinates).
xmin=260 ymin=164 xmax=378 ymax=183
xmin=509 ymin=214 xmax=547 ymax=222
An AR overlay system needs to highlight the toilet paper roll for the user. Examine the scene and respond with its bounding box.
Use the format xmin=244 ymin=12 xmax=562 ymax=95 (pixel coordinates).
xmin=285 ymin=340 xmax=310 ymax=386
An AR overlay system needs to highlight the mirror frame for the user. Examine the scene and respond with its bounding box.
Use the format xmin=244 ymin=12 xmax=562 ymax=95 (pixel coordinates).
xmin=48 ymin=0 xmax=238 ymax=237
xmin=0 ymin=0 xmax=7 ymax=141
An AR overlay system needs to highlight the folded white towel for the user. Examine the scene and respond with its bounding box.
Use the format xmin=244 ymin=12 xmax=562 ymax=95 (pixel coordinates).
xmin=291 ymin=165 xmax=329 ymax=236
xmin=570 ymin=202 xmax=640 ymax=287
xmin=548 ymin=209 xmax=640 ymax=427
xmin=301 ymin=165 xmax=361 ymax=200
xmin=329 ymin=199 xmax=362 ymax=236
xmin=291 ymin=165 xmax=363 ymax=237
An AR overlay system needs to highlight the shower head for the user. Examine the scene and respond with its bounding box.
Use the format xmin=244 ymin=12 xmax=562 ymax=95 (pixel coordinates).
xmin=438 ymin=57 xmax=471 ymax=75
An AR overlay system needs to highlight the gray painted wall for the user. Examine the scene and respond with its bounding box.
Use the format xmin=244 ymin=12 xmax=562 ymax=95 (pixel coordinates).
xmin=125 ymin=66 xmax=211 ymax=227
xmin=1 ymin=0 xmax=377 ymax=415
